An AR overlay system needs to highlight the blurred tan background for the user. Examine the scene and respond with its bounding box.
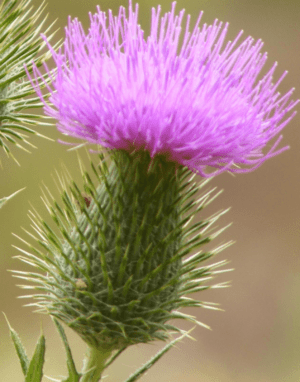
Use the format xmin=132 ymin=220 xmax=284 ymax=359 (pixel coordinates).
xmin=1 ymin=0 xmax=300 ymax=381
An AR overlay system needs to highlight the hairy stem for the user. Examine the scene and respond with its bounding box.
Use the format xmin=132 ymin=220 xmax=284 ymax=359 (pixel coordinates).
xmin=81 ymin=346 xmax=113 ymax=382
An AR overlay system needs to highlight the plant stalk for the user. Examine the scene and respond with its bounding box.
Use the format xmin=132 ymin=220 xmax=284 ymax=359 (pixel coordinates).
xmin=81 ymin=346 xmax=113 ymax=382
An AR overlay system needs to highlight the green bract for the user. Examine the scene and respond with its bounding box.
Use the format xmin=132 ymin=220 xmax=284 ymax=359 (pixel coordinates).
xmin=0 ymin=0 xmax=59 ymax=163
xmin=13 ymin=149 xmax=232 ymax=353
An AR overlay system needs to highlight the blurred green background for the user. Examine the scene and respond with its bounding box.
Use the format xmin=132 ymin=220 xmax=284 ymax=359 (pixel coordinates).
xmin=1 ymin=0 xmax=300 ymax=380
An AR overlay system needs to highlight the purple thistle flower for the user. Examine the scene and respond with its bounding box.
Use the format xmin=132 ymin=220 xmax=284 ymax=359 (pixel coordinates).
xmin=29 ymin=1 xmax=298 ymax=177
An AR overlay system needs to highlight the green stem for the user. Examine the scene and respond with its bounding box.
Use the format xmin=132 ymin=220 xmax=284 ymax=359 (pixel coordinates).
xmin=81 ymin=346 xmax=113 ymax=382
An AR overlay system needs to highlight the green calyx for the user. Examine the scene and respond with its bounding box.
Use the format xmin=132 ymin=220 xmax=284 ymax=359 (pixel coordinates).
xmin=0 ymin=0 xmax=60 ymax=163
xmin=13 ymin=149 xmax=233 ymax=352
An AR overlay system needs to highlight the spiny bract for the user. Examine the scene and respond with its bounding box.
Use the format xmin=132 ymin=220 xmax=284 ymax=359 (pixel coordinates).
xmin=13 ymin=149 xmax=232 ymax=351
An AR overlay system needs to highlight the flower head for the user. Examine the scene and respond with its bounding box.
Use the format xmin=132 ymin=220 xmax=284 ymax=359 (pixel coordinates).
xmin=29 ymin=1 xmax=298 ymax=176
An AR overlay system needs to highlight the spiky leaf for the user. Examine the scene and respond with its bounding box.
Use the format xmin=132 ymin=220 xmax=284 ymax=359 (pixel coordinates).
xmin=4 ymin=313 xmax=29 ymax=376
xmin=4 ymin=314 xmax=45 ymax=381
xmin=52 ymin=317 xmax=81 ymax=382
xmin=0 ymin=0 xmax=60 ymax=163
xmin=24 ymin=333 xmax=46 ymax=382
xmin=122 ymin=330 xmax=192 ymax=382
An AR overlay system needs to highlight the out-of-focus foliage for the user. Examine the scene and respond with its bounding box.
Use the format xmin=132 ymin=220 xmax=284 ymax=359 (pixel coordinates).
xmin=0 ymin=0 xmax=59 ymax=164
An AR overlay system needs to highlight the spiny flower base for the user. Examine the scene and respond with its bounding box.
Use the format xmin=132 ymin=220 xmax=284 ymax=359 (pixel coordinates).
xmin=14 ymin=148 xmax=232 ymax=352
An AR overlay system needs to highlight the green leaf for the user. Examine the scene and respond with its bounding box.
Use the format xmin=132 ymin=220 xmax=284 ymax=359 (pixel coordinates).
xmin=52 ymin=318 xmax=81 ymax=382
xmin=5 ymin=314 xmax=46 ymax=381
xmin=3 ymin=313 xmax=29 ymax=376
xmin=0 ymin=187 xmax=25 ymax=208
xmin=122 ymin=330 xmax=193 ymax=382
xmin=25 ymin=332 xmax=46 ymax=382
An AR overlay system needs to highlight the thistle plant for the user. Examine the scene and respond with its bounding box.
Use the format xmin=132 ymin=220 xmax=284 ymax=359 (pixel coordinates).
xmin=0 ymin=0 xmax=55 ymax=207
xmin=0 ymin=0 xmax=58 ymax=164
xmin=4 ymin=1 xmax=298 ymax=382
